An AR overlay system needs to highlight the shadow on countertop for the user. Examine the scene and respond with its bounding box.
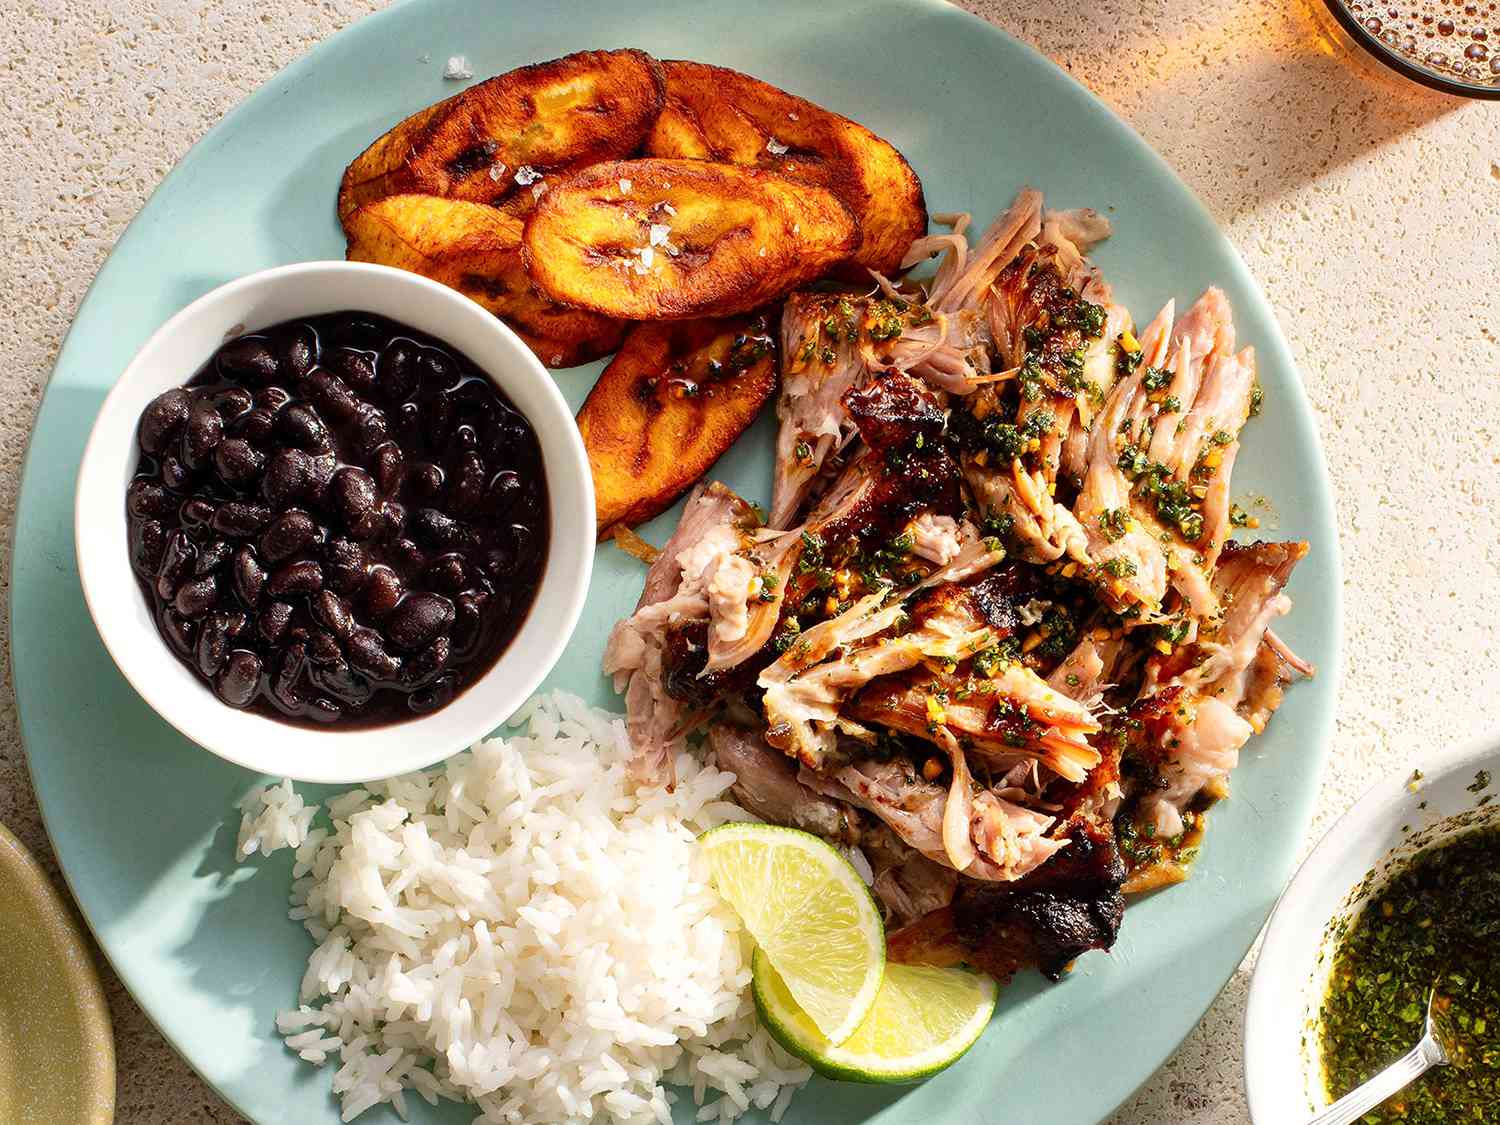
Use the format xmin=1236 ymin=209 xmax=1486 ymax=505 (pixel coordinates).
xmin=962 ymin=0 xmax=1461 ymax=216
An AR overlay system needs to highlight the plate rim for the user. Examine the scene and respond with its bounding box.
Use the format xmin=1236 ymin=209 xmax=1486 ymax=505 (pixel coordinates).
xmin=0 ymin=822 xmax=116 ymax=1125
xmin=10 ymin=1 xmax=1344 ymax=1122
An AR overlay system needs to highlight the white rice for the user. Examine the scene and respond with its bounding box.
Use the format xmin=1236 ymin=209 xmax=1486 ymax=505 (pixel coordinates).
xmin=238 ymin=693 xmax=812 ymax=1124
xmin=237 ymin=778 xmax=318 ymax=858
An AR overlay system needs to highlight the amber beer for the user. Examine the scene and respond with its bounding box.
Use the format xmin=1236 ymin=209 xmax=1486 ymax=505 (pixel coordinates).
xmin=1322 ymin=0 xmax=1500 ymax=94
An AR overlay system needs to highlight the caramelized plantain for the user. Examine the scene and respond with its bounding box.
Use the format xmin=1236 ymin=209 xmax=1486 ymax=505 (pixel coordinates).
xmin=338 ymin=48 xmax=665 ymax=222
xmin=523 ymin=158 xmax=857 ymax=321
xmin=344 ymin=193 xmax=625 ymax=368
xmin=644 ymin=59 xmax=926 ymax=275
xmin=580 ymin=316 xmax=778 ymax=533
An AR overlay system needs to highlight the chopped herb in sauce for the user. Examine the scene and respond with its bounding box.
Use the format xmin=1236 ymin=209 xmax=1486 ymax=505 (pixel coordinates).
xmin=1141 ymin=366 xmax=1172 ymax=392
xmin=1098 ymin=508 xmax=1129 ymax=542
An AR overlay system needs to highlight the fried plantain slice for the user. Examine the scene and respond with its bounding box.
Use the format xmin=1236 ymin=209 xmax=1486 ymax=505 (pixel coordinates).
xmin=338 ymin=48 xmax=665 ymax=223
xmin=344 ymin=193 xmax=625 ymax=368
xmin=644 ymin=59 xmax=926 ymax=275
xmin=523 ymin=158 xmax=857 ymax=321
xmin=580 ymin=315 xmax=778 ymax=533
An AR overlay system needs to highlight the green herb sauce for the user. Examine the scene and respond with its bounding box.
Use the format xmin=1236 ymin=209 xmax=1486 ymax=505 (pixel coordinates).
xmin=1320 ymin=827 xmax=1500 ymax=1122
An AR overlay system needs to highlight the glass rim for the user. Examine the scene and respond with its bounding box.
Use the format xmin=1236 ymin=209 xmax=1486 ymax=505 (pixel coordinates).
xmin=1321 ymin=0 xmax=1500 ymax=99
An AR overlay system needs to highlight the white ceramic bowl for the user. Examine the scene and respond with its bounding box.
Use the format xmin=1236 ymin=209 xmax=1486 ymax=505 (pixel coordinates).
xmin=75 ymin=261 xmax=593 ymax=783
xmin=1245 ymin=737 xmax=1500 ymax=1121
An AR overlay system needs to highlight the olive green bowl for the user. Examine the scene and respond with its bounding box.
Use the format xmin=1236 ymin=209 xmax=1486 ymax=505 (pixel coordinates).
xmin=0 ymin=822 xmax=114 ymax=1124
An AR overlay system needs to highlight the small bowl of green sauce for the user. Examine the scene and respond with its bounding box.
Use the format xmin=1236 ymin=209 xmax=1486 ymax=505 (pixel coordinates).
xmin=1246 ymin=741 xmax=1500 ymax=1122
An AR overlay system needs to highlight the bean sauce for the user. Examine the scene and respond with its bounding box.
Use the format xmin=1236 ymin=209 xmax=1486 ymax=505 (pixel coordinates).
xmin=127 ymin=312 xmax=549 ymax=728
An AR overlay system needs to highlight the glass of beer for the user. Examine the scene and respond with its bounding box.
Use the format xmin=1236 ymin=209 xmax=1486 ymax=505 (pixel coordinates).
xmin=1320 ymin=0 xmax=1500 ymax=96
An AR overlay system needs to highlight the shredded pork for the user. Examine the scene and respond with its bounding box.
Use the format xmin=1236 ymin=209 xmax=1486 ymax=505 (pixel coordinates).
xmin=604 ymin=186 xmax=1313 ymax=988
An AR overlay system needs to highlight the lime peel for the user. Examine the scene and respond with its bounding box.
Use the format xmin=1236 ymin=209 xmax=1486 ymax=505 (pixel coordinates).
xmin=753 ymin=949 xmax=997 ymax=1083
xmin=700 ymin=823 xmax=884 ymax=1043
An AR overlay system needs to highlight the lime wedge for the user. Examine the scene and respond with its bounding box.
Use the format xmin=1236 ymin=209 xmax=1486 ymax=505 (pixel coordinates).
xmin=753 ymin=949 xmax=996 ymax=1083
xmin=700 ymin=823 xmax=883 ymax=1043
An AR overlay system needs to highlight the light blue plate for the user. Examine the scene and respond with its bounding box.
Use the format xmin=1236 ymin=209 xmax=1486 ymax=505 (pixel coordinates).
xmin=14 ymin=2 xmax=1341 ymax=1122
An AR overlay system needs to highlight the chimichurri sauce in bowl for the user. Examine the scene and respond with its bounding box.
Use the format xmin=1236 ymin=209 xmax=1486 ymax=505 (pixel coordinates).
xmin=1319 ymin=827 xmax=1500 ymax=1122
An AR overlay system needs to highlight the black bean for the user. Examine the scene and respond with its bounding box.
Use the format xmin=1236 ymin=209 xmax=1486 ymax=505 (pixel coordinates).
xmin=447 ymin=452 xmax=486 ymax=515
xmin=403 ymin=635 xmax=450 ymax=686
xmin=306 ymin=452 xmax=337 ymax=505
xmin=159 ymin=453 xmax=191 ymax=490
xmin=260 ymin=509 xmax=320 ymax=563
xmin=328 ymin=347 xmax=376 ymax=393
xmin=372 ymin=442 xmax=405 ymax=496
xmin=483 ymin=546 xmax=514 ymax=581
xmin=232 ymin=547 xmax=266 ymax=606
xmin=235 ymin=406 xmax=277 ymax=447
xmin=266 ymin=559 xmax=323 ymax=597
xmin=362 ymin=566 xmax=403 ymax=618
xmin=180 ymin=497 xmax=216 ymax=530
xmin=424 ymin=554 xmax=468 ymax=593
xmin=308 ymin=629 xmax=343 ymax=666
xmin=385 ymin=592 xmax=454 ymax=651
xmin=387 ymin=537 xmax=425 ymax=573
xmin=272 ymin=643 xmax=308 ymax=709
xmin=412 ymin=508 xmax=471 ymax=549
xmin=300 ymin=369 xmax=362 ymax=423
xmin=194 ymin=538 xmax=232 ymax=576
xmin=419 ymin=349 xmax=458 ymax=392
xmin=312 ymin=590 xmax=353 ymax=639
xmin=254 ymin=383 xmax=292 ymax=410
xmin=330 ymin=467 xmax=378 ymax=535
xmin=377 ymin=341 xmax=418 ymax=402
xmin=409 ymin=462 xmax=444 ymax=500
xmin=131 ymin=517 xmax=166 ymax=577
xmin=212 ymin=500 xmax=273 ymax=537
xmin=215 ymin=387 xmax=254 ymax=418
xmin=127 ymin=479 xmax=173 ymax=519
xmin=281 ymin=326 xmax=316 ymax=381
xmin=353 ymin=405 xmax=391 ymax=458
xmin=196 ymin=613 xmax=231 ymax=678
xmin=259 ymin=600 xmax=294 ymax=644
xmin=182 ymin=400 xmax=224 ymax=469
xmin=486 ymin=470 xmax=522 ymax=518
xmin=215 ymin=650 xmax=262 ymax=708
xmin=155 ymin=529 xmax=196 ymax=599
xmin=484 ymin=417 xmax=532 ymax=461
xmin=218 ymin=337 xmax=280 ymax=383
xmin=409 ymin=673 xmax=457 ymax=714
xmin=347 ymin=626 xmax=402 ymax=680
xmin=140 ymin=389 xmax=191 ymax=455
xmin=308 ymin=658 xmax=370 ymax=705
xmin=161 ymin=609 xmax=195 ymax=656
xmin=214 ymin=437 xmax=265 ymax=487
xmin=371 ymin=500 xmax=405 ymax=542
xmin=277 ymin=402 xmax=332 ymax=453
xmin=173 ymin=574 xmax=219 ymax=619
xmin=323 ymin=538 xmax=369 ymax=594
xmin=451 ymin=589 xmax=492 ymax=654
xmin=304 ymin=697 xmax=343 ymax=723
xmin=394 ymin=400 xmax=422 ymax=441
xmin=452 ymin=378 xmax=498 ymax=416
xmin=487 ymin=523 xmax=534 ymax=575
xmin=220 ymin=610 xmax=249 ymax=638
xmin=261 ymin=448 xmax=317 ymax=506
xmin=425 ymin=392 xmax=455 ymax=448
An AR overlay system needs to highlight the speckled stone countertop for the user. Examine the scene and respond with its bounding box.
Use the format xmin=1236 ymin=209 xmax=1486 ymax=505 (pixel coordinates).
xmin=2 ymin=1 xmax=1498 ymax=1122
